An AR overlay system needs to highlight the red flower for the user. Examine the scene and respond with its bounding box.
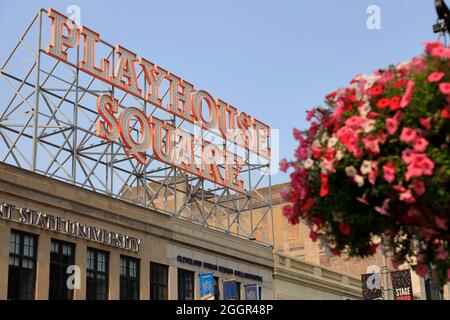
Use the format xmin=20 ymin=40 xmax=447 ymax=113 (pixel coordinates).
xmin=423 ymin=41 xmax=443 ymax=55
xmin=320 ymin=173 xmax=329 ymax=197
xmin=330 ymin=247 xmax=341 ymax=257
xmin=442 ymin=105 xmax=450 ymax=119
xmin=415 ymin=264 xmax=429 ymax=278
xmin=311 ymin=146 xmax=322 ymax=159
xmin=393 ymin=79 xmax=408 ymax=88
xmin=325 ymin=91 xmax=337 ymax=100
xmin=389 ymin=96 xmax=401 ymax=110
xmin=309 ymin=230 xmax=318 ymax=242
xmin=293 ymin=128 xmax=303 ymax=141
xmin=368 ymin=85 xmax=384 ymax=96
xmin=376 ymin=98 xmax=391 ymax=109
xmin=339 ymin=222 xmax=351 ymax=236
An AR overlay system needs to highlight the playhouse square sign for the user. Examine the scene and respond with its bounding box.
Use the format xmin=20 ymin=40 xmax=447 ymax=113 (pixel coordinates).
xmin=43 ymin=8 xmax=271 ymax=194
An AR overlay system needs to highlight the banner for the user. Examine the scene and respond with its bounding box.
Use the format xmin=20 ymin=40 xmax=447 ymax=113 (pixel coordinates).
xmin=361 ymin=273 xmax=383 ymax=300
xmin=245 ymin=284 xmax=260 ymax=300
xmin=223 ymin=279 xmax=239 ymax=300
xmin=199 ymin=273 xmax=215 ymax=300
xmin=391 ymin=269 xmax=413 ymax=300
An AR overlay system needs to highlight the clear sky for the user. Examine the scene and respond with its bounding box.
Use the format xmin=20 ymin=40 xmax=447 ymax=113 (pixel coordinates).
xmin=0 ymin=0 xmax=440 ymax=185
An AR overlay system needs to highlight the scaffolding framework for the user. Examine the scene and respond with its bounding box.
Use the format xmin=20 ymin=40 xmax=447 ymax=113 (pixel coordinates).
xmin=0 ymin=9 xmax=274 ymax=246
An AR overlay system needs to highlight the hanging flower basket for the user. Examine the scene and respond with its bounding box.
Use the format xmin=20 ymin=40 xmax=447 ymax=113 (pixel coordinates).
xmin=280 ymin=41 xmax=450 ymax=287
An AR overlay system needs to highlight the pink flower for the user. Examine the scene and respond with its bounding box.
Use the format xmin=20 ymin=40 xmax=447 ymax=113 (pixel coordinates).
xmin=419 ymin=117 xmax=431 ymax=130
xmin=362 ymin=135 xmax=380 ymax=155
xmin=293 ymin=128 xmax=303 ymax=141
xmin=282 ymin=205 xmax=293 ymax=218
xmin=424 ymin=41 xmax=443 ymax=55
xmin=400 ymin=81 xmax=415 ymax=108
xmin=375 ymin=198 xmax=390 ymax=215
xmin=435 ymin=217 xmax=448 ymax=230
xmin=439 ymin=82 xmax=450 ymax=95
xmin=412 ymin=180 xmax=426 ymax=196
xmin=306 ymin=109 xmax=317 ymax=121
xmin=413 ymin=137 xmax=429 ymax=152
xmin=415 ymin=264 xmax=429 ymax=278
xmin=386 ymin=117 xmax=399 ymax=135
xmin=428 ymin=72 xmax=445 ymax=83
xmin=383 ymin=162 xmax=396 ymax=183
xmin=400 ymin=127 xmax=417 ymax=144
xmin=405 ymin=154 xmax=435 ymax=181
xmin=402 ymin=149 xmax=415 ymax=164
xmin=345 ymin=116 xmax=364 ymax=129
xmin=399 ymin=190 xmax=416 ymax=204
xmin=431 ymin=46 xmax=450 ymax=58
xmin=279 ymin=159 xmax=289 ymax=173
xmin=436 ymin=245 xmax=448 ymax=261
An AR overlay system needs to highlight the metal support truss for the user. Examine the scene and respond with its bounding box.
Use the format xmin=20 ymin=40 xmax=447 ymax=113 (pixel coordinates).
xmin=0 ymin=9 xmax=274 ymax=246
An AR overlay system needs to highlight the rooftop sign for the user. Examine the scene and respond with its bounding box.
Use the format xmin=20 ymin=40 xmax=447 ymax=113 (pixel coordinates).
xmin=43 ymin=8 xmax=271 ymax=194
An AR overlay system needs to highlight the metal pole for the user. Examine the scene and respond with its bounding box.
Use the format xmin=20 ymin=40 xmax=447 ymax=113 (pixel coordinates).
xmin=381 ymin=234 xmax=390 ymax=300
xmin=32 ymin=9 xmax=42 ymax=171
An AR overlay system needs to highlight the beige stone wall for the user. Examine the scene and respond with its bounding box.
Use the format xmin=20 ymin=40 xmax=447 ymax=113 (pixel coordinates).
xmin=0 ymin=163 xmax=273 ymax=300
xmin=274 ymin=253 xmax=361 ymax=300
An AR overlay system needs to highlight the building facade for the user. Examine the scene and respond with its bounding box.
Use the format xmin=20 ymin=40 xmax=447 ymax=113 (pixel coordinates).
xmin=0 ymin=163 xmax=274 ymax=300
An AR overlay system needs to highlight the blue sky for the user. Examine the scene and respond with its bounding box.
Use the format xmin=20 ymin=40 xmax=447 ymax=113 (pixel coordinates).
xmin=0 ymin=0 xmax=439 ymax=184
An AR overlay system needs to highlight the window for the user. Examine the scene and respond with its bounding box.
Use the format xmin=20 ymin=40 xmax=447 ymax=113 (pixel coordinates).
xmin=7 ymin=230 xmax=37 ymax=300
xmin=86 ymin=248 xmax=109 ymax=300
xmin=120 ymin=255 xmax=140 ymax=300
xmin=49 ymin=239 xmax=75 ymax=300
xmin=213 ymin=277 xmax=220 ymax=300
xmin=178 ymin=268 xmax=194 ymax=300
xmin=150 ymin=262 xmax=168 ymax=300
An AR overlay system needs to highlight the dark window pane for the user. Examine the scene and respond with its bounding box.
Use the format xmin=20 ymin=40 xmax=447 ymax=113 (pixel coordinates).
xmin=120 ymin=255 xmax=140 ymax=300
xmin=7 ymin=230 xmax=37 ymax=300
xmin=178 ymin=269 xmax=194 ymax=300
xmin=86 ymin=248 xmax=109 ymax=300
xmin=150 ymin=262 xmax=168 ymax=300
xmin=49 ymin=239 xmax=75 ymax=300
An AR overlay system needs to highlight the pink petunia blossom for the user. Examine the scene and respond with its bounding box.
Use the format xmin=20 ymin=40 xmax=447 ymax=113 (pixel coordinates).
xmin=405 ymin=154 xmax=435 ymax=181
xmin=428 ymin=72 xmax=445 ymax=83
xmin=412 ymin=180 xmax=426 ymax=196
xmin=375 ymin=198 xmax=390 ymax=215
xmin=439 ymin=82 xmax=450 ymax=95
xmin=400 ymin=81 xmax=415 ymax=108
xmin=435 ymin=217 xmax=448 ymax=231
xmin=293 ymin=128 xmax=303 ymax=141
xmin=400 ymin=127 xmax=417 ymax=144
xmin=386 ymin=117 xmax=399 ymax=135
xmin=279 ymin=159 xmax=289 ymax=173
xmin=362 ymin=135 xmax=381 ymax=154
xmin=413 ymin=137 xmax=429 ymax=152
xmin=423 ymin=41 xmax=443 ymax=55
xmin=399 ymin=189 xmax=416 ymax=204
xmin=419 ymin=117 xmax=431 ymax=130
xmin=436 ymin=245 xmax=448 ymax=261
xmin=383 ymin=162 xmax=396 ymax=183
xmin=345 ymin=116 xmax=364 ymax=129
xmin=402 ymin=149 xmax=415 ymax=164
xmin=431 ymin=46 xmax=450 ymax=59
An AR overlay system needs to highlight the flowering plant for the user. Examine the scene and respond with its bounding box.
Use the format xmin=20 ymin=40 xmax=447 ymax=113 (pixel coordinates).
xmin=280 ymin=41 xmax=450 ymax=287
